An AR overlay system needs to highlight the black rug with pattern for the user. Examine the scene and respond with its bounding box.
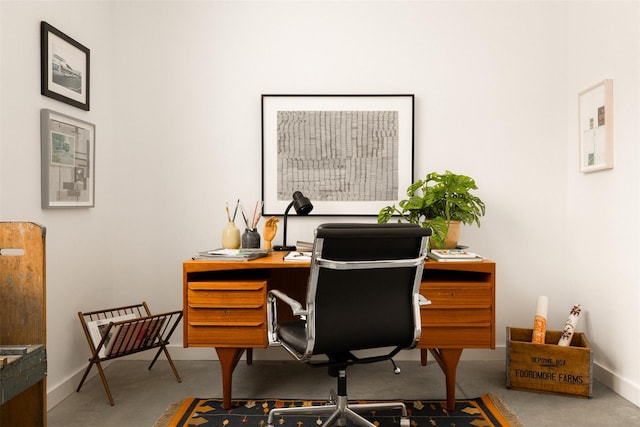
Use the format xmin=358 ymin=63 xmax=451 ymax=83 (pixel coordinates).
xmin=155 ymin=395 xmax=522 ymax=427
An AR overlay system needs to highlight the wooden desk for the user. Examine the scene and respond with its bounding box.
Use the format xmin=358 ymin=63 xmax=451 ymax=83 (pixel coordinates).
xmin=183 ymin=253 xmax=495 ymax=411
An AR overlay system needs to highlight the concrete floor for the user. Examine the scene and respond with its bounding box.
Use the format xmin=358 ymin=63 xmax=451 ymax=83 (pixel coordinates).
xmin=47 ymin=359 xmax=640 ymax=427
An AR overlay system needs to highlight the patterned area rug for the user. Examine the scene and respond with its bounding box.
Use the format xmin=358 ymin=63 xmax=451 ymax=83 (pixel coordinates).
xmin=155 ymin=395 xmax=522 ymax=427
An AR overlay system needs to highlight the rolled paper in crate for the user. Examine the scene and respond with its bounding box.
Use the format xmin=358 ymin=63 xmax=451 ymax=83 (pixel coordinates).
xmin=532 ymin=296 xmax=548 ymax=344
xmin=558 ymin=304 xmax=582 ymax=346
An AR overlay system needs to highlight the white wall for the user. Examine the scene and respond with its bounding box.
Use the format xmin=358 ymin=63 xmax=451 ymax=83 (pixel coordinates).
xmin=566 ymin=1 xmax=640 ymax=406
xmin=0 ymin=0 xmax=117 ymax=408
xmin=110 ymin=0 xmax=570 ymax=341
xmin=1 ymin=0 xmax=638 ymax=409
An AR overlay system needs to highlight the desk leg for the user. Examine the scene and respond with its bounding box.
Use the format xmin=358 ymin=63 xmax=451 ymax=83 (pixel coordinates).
xmin=215 ymin=347 xmax=245 ymax=410
xmin=420 ymin=349 xmax=428 ymax=366
xmin=428 ymin=348 xmax=463 ymax=412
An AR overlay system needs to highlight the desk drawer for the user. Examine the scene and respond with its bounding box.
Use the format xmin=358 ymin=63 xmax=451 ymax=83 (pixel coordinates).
xmin=422 ymin=307 xmax=491 ymax=325
xmin=187 ymin=280 xmax=266 ymax=306
xmin=419 ymin=280 xmax=494 ymax=348
xmin=187 ymin=323 xmax=267 ymax=347
xmin=419 ymin=325 xmax=492 ymax=348
xmin=188 ymin=307 xmax=264 ymax=323
xmin=186 ymin=280 xmax=267 ymax=347
xmin=421 ymin=283 xmax=491 ymax=306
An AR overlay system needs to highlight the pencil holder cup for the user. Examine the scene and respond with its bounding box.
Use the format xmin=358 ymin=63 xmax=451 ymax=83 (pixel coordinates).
xmin=221 ymin=222 xmax=241 ymax=249
xmin=241 ymin=228 xmax=260 ymax=249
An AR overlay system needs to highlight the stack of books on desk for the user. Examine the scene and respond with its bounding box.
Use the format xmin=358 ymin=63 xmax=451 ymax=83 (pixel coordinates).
xmin=194 ymin=248 xmax=269 ymax=261
xmin=427 ymin=249 xmax=484 ymax=262
xmin=296 ymin=241 xmax=313 ymax=251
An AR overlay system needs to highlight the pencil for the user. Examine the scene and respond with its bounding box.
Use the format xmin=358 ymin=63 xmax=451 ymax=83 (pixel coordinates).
xmin=241 ymin=208 xmax=249 ymax=228
xmin=253 ymin=201 xmax=264 ymax=228
xmin=252 ymin=212 xmax=262 ymax=229
xmin=251 ymin=201 xmax=258 ymax=229
xmin=232 ymin=199 xmax=239 ymax=222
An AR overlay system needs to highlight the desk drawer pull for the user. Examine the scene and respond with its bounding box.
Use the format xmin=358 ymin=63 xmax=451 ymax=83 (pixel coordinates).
xmin=189 ymin=303 xmax=263 ymax=309
xmin=188 ymin=291 xmax=265 ymax=306
xmin=190 ymin=321 xmax=263 ymax=327
xmin=188 ymin=281 xmax=266 ymax=291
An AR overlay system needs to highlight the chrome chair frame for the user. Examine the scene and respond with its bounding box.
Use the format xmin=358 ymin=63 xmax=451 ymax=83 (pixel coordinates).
xmin=266 ymin=223 xmax=431 ymax=427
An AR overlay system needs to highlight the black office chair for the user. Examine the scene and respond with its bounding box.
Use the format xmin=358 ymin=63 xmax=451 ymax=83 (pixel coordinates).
xmin=266 ymin=223 xmax=432 ymax=427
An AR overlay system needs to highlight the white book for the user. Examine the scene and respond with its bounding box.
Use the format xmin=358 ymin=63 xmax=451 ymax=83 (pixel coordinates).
xmin=87 ymin=313 xmax=137 ymax=358
xmin=428 ymin=249 xmax=484 ymax=262
xmin=284 ymin=251 xmax=312 ymax=262
xmin=194 ymin=248 xmax=269 ymax=261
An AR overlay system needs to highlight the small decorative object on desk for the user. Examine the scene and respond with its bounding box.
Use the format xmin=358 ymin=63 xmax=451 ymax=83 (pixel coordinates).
xmin=242 ymin=228 xmax=260 ymax=248
xmin=221 ymin=221 xmax=241 ymax=249
xmin=222 ymin=200 xmax=242 ymax=249
xmin=263 ymin=216 xmax=278 ymax=250
xmin=427 ymin=249 xmax=484 ymax=262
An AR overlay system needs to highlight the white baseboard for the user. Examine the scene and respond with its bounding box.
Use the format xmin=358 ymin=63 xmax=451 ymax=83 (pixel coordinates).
xmin=593 ymin=363 xmax=640 ymax=407
xmin=47 ymin=359 xmax=113 ymax=411
xmin=140 ymin=344 xmax=507 ymax=362
xmin=46 ymin=345 xmax=504 ymax=410
xmin=47 ymin=344 xmax=639 ymax=410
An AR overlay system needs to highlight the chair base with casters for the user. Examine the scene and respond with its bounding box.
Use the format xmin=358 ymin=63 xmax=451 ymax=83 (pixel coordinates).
xmin=267 ymin=223 xmax=432 ymax=427
xmin=267 ymin=369 xmax=409 ymax=427
xmin=266 ymin=329 xmax=416 ymax=427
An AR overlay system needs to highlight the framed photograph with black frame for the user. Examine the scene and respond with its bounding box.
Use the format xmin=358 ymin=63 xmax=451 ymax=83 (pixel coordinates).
xmin=262 ymin=94 xmax=414 ymax=216
xmin=41 ymin=21 xmax=90 ymax=111
xmin=579 ymin=79 xmax=613 ymax=173
xmin=41 ymin=109 xmax=95 ymax=208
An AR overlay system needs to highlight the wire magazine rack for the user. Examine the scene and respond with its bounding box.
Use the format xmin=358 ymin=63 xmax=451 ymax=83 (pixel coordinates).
xmin=77 ymin=302 xmax=183 ymax=405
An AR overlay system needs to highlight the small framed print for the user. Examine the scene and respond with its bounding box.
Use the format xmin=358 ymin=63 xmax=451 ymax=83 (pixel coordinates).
xmin=262 ymin=94 xmax=414 ymax=216
xmin=579 ymin=79 xmax=613 ymax=173
xmin=41 ymin=109 xmax=95 ymax=208
xmin=41 ymin=21 xmax=90 ymax=111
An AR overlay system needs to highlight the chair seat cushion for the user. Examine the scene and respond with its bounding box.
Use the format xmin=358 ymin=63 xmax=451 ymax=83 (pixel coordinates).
xmin=278 ymin=321 xmax=308 ymax=355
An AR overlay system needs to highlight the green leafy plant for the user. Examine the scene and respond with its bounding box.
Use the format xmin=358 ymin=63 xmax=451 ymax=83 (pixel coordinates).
xmin=378 ymin=171 xmax=486 ymax=248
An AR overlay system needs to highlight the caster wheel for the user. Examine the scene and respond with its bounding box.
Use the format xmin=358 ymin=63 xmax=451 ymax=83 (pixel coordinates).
xmin=328 ymin=388 xmax=336 ymax=405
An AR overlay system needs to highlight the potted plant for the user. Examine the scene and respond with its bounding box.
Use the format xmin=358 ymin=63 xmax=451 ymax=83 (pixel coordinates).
xmin=378 ymin=170 xmax=486 ymax=249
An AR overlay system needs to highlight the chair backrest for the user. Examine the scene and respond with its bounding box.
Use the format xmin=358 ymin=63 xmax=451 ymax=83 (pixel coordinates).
xmin=305 ymin=223 xmax=431 ymax=356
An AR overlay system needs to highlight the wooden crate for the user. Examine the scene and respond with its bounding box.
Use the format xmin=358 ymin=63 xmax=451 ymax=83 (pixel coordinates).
xmin=0 ymin=345 xmax=46 ymax=405
xmin=506 ymin=327 xmax=593 ymax=397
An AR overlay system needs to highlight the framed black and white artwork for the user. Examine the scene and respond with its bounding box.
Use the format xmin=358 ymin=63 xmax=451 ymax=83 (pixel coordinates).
xmin=41 ymin=21 xmax=90 ymax=111
xmin=262 ymin=94 xmax=414 ymax=216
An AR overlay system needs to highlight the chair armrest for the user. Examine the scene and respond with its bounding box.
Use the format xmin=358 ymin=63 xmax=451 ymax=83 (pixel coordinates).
xmin=267 ymin=290 xmax=308 ymax=347
xmin=409 ymin=293 xmax=432 ymax=348
xmin=268 ymin=289 xmax=308 ymax=317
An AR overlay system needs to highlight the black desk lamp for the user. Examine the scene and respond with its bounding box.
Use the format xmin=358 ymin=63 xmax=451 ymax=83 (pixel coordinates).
xmin=273 ymin=191 xmax=313 ymax=251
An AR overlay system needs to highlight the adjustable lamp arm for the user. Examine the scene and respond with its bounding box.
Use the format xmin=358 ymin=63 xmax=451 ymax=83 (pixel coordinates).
xmin=274 ymin=191 xmax=313 ymax=252
xmin=279 ymin=201 xmax=295 ymax=251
